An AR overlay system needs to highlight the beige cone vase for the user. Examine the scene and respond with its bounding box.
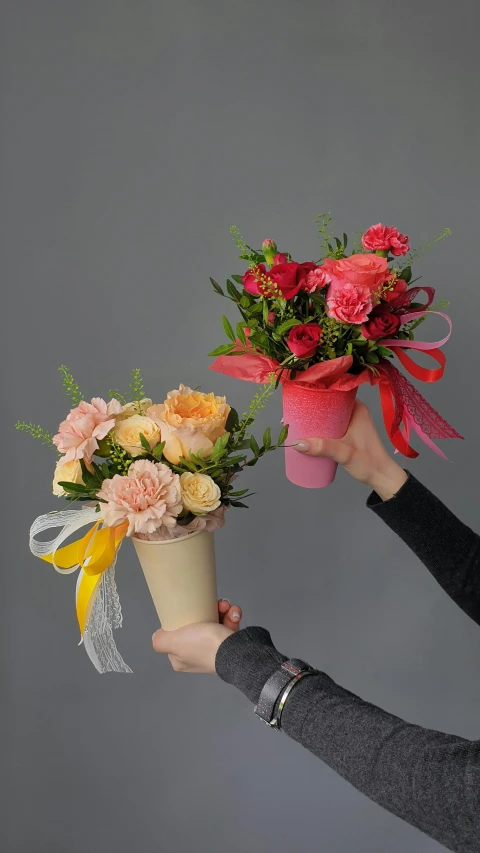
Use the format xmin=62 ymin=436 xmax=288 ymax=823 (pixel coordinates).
xmin=132 ymin=530 xmax=219 ymax=630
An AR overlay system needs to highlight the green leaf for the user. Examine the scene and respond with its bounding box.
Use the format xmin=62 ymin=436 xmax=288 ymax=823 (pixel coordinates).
xmin=178 ymin=457 xmax=198 ymax=473
xmin=249 ymin=435 xmax=260 ymax=455
xmin=399 ymin=266 xmax=412 ymax=283
xmin=231 ymin=274 xmax=244 ymax=286
xmin=139 ymin=433 xmax=151 ymax=452
xmin=152 ymin=441 xmax=166 ymax=459
xmin=208 ymin=343 xmax=235 ymax=357
xmin=345 ymin=342 xmax=353 ymax=355
xmin=343 ymin=233 xmax=348 ymax=248
xmin=224 ymin=454 xmax=247 ymax=466
xmin=57 ymin=481 xmax=91 ymax=494
xmin=277 ymin=425 xmax=289 ymax=445
xmin=366 ymin=352 xmax=379 ymax=363
xmin=225 ymin=408 xmax=239 ymax=432
xmin=229 ymin=501 xmax=249 ymax=508
xmin=240 ymin=295 xmax=251 ymax=309
xmin=236 ymin=323 xmax=247 ymax=346
xmin=262 ymin=299 xmax=269 ymax=324
xmin=226 ymin=280 xmax=241 ymax=301
xmin=222 ymin=315 xmax=235 ymax=342
xmin=210 ymin=277 xmax=224 ymax=296
xmin=276 ymin=318 xmax=302 ymax=336
xmin=228 ymin=488 xmax=249 ymax=497
xmin=376 ymin=345 xmax=394 ymax=358
xmin=263 ymin=427 xmax=272 ymax=450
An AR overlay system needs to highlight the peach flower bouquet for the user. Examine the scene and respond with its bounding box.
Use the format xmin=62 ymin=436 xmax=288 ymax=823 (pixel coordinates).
xmin=17 ymin=367 xmax=286 ymax=673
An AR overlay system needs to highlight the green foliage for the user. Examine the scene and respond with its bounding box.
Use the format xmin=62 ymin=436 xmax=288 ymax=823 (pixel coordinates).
xmin=15 ymin=421 xmax=54 ymax=446
xmin=58 ymin=365 xmax=83 ymax=405
xmin=403 ymin=227 xmax=451 ymax=266
xmin=129 ymin=368 xmax=145 ymax=403
xmin=109 ymin=388 xmax=128 ymax=405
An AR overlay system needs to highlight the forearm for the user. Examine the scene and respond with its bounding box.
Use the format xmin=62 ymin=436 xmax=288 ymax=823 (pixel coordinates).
xmin=367 ymin=470 xmax=480 ymax=626
xmin=216 ymin=627 xmax=480 ymax=853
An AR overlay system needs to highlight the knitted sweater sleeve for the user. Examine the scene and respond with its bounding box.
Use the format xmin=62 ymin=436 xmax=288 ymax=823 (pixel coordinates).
xmin=215 ymin=474 xmax=480 ymax=852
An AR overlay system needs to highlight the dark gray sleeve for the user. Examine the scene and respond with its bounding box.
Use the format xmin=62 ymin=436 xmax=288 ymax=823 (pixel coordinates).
xmin=368 ymin=470 xmax=480 ymax=627
xmin=216 ymin=626 xmax=480 ymax=852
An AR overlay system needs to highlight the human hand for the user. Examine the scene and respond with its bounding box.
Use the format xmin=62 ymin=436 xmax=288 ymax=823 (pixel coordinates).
xmin=152 ymin=598 xmax=243 ymax=673
xmin=293 ymin=400 xmax=408 ymax=500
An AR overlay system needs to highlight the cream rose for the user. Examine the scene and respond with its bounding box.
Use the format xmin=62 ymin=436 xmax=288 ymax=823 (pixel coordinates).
xmin=116 ymin=398 xmax=153 ymax=422
xmin=52 ymin=458 xmax=85 ymax=497
xmin=114 ymin=414 xmax=161 ymax=457
xmin=180 ymin=472 xmax=222 ymax=515
xmin=147 ymin=385 xmax=230 ymax=465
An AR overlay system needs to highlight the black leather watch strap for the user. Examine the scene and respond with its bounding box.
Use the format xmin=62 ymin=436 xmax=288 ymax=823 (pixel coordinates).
xmin=254 ymin=659 xmax=313 ymax=727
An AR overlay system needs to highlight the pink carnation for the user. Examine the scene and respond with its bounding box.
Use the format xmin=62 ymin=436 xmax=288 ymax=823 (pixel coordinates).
xmin=362 ymin=223 xmax=410 ymax=257
xmin=326 ymin=282 xmax=373 ymax=324
xmin=136 ymin=504 xmax=228 ymax=541
xmin=97 ymin=459 xmax=182 ymax=537
xmin=303 ymin=266 xmax=331 ymax=293
xmin=53 ymin=397 xmax=122 ymax=464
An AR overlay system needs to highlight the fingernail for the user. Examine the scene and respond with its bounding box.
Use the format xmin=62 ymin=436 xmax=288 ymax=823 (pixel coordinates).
xmin=221 ymin=598 xmax=231 ymax=604
xmin=231 ymin=611 xmax=241 ymax=621
xmin=293 ymin=441 xmax=309 ymax=453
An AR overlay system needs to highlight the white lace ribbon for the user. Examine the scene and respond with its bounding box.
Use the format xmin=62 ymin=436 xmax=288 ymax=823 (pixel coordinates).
xmin=30 ymin=508 xmax=132 ymax=673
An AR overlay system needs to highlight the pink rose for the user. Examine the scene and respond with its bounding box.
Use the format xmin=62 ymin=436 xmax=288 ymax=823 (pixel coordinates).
xmin=53 ymin=397 xmax=122 ymax=464
xmin=361 ymin=305 xmax=401 ymax=340
xmin=326 ymin=282 xmax=373 ymax=324
xmin=98 ymin=459 xmax=183 ymax=537
xmin=303 ymin=265 xmax=331 ymax=293
xmin=323 ymin=254 xmax=389 ymax=291
xmin=287 ymin=323 xmax=322 ymax=359
xmin=383 ymin=278 xmax=408 ymax=303
xmin=362 ymin=223 xmax=410 ymax=257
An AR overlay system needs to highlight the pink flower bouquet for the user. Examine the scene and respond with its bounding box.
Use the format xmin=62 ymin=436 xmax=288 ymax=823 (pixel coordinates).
xmin=17 ymin=368 xmax=286 ymax=672
xmin=209 ymin=219 xmax=463 ymax=488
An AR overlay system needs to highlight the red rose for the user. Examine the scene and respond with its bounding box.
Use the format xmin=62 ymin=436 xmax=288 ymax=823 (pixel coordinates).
xmin=242 ymin=264 xmax=270 ymax=296
xmin=272 ymin=253 xmax=288 ymax=265
xmin=268 ymin=262 xmax=309 ymax=299
xmin=361 ymin=305 xmax=401 ymax=340
xmin=287 ymin=323 xmax=322 ymax=359
xmin=362 ymin=223 xmax=410 ymax=257
xmin=383 ymin=278 xmax=408 ymax=303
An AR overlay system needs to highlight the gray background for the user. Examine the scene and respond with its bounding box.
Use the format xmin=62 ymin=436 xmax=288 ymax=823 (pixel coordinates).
xmin=2 ymin=1 xmax=479 ymax=851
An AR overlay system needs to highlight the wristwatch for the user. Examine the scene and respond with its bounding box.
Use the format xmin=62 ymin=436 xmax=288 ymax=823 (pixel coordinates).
xmin=254 ymin=659 xmax=316 ymax=729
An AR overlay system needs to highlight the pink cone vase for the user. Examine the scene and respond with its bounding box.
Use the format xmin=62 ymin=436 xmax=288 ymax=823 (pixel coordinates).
xmin=282 ymin=381 xmax=358 ymax=488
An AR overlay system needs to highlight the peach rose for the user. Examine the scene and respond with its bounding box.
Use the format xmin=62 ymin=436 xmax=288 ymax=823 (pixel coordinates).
xmin=323 ymin=254 xmax=389 ymax=291
xmin=97 ymin=459 xmax=182 ymax=536
xmin=114 ymin=414 xmax=161 ymax=457
xmin=53 ymin=397 xmax=122 ymax=464
xmin=147 ymin=385 xmax=230 ymax=465
xmin=180 ymin=472 xmax=222 ymax=515
xmin=52 ymin=458 xmax=85 ymax=497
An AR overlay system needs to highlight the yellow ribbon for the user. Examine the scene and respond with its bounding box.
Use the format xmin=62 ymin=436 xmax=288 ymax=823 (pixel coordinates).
xmin=41 ymin=521 xmax=128 ymax=635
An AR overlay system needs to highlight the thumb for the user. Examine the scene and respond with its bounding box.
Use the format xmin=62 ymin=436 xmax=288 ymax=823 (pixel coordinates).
xmin=152 ymin=628 xmax=172 ymax=654
xmin=293 ymin=437 xmax=348 ymax=463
